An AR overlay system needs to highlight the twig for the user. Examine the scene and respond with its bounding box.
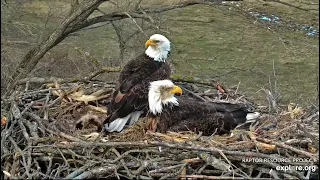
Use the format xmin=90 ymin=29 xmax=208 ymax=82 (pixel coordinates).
xmin=2 ymin=170 xmax=14 ymax=179
xmin=23 ymin=119 xmax=39 ymax=141
xmin=9 ymin=136 xmax=30 ymax=178
xmin=124 ymin=12 xmax=148 ymax=37
xmin=110 ymin=148 xmax=135 ymax=179
xmin=24 ymin=112 xmax=47 ymax=135
xmin=269 ymin=169 xmax=280 ymax=179
xmin=71 ymin=0 xmax=225 ymax=33
xmin=110 ymin=149 xmax=161 ymax=164
xmin=45 ymin=156 xmax=53 ymax=178
xmin=296 ymin=123 xmax=319 ymax=149
xmin=1 ymin=116 xmax=18 ymax=154
xmin=65 ymin=165 xmax=89 ymax=179
xmin=87 ymin=66 xmax=121 ymax=80
xmin=179 ymin=175 xmax=247 ymax=179
xmin=181 ymin=87 xmax=207 ymax=102
xmin=56 ymin=140 xmax=293 ymax=162
xmin=149 ymin=163 xmax=186 ymax=174
xmin=302 ymin=112 xmax=319 ymax=123
xmin=17 ymin=120 xmax=33 ymax=179
xmin=172 ymin=76 xmax=217 ymax=87
xmin=16 ymin=77 xmax=90 ymax=85
xmin=159 ymin=163 xmax=187 ymax=180
xmin=285 ymin=138 xmax=312 ymax=145
xmin=256 ymin=137 xmax=319 ymax=162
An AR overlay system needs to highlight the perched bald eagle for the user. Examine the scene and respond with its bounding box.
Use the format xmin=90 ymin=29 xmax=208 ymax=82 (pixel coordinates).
xmin=146 ymin=80 xmax=260 ymax=136
xmin=104 ymin=34 xmax=172 ymax=132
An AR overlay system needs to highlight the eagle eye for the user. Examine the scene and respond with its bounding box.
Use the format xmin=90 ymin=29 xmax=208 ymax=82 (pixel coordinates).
xmin=161 ymin=86 xmax=171 ymax=91
xmin=154 ymin=40 xmax=160 ymax=43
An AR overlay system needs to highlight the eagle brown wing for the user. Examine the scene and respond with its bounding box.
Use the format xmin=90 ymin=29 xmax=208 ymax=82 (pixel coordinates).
xmin=104 ymin=53 xmax=171 ymax=125
xmin=153 ymin=96 xmax=252 ymax=136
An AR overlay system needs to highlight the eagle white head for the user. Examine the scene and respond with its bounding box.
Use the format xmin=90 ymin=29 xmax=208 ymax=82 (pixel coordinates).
xmin=148 ymin=80 xmax=182 ymax=114
xmin=145 ymin=34 xmax=171 ymax=62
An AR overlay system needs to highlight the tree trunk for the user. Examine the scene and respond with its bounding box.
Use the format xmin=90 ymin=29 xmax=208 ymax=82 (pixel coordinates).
xmin=4 ymin=0 xmax=106 ymax=97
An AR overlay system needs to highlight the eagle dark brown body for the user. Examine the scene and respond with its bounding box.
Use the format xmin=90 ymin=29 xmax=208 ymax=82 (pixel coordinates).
xmin=104 ymin=53 xmax=171 ymax=127
xmin=148 ymin=96 xmax=252 ymax=136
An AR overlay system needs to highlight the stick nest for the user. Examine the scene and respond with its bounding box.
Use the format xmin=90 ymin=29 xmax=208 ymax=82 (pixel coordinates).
xmin=1 ymin=80 xmax=319 ymax=179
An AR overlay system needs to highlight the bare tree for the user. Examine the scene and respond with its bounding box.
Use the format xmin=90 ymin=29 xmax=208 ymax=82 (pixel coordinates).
xmin=3 ymin=0 xmax=225 ymax=97
xmin=4 ymin=0 xmax=105 ymax=96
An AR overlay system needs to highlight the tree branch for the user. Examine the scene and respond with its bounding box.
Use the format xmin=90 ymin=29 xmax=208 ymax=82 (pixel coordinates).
xmin=69 ymin=0 xmax=223 ymax=33
xmin=4 ymin=0 xmax=226 ymax=98
xmin=4 ymin=0 xmax=108 ymax=97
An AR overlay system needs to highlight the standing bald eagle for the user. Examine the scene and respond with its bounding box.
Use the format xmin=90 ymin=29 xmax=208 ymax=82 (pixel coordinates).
xmin=146 ymin=80 xmax=260 ymax=136
xmin=104 ymin=34 xmax=172 ymax=132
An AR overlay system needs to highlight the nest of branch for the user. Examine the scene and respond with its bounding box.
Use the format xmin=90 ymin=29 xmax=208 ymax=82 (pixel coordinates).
xmin=1 ymin=80 xmax=319 ymax=179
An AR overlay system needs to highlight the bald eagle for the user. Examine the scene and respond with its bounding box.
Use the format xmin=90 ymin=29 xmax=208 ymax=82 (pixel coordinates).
xmin=104 ymin=34 xmax=172 ymax=132
xmin=146 ymin=80 xmax=260 ymax=136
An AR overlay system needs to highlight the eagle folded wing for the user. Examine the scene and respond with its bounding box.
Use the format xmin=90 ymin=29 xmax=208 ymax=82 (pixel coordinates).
xmin=149 ymin=95 xmax=258 ymax=136
xmin=104 ymin=34 xmax=172 ymax=132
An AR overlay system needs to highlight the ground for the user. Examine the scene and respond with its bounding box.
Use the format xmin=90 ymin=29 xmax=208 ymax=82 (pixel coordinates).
xmin=1 ymin=0 xmax=319 ymax=107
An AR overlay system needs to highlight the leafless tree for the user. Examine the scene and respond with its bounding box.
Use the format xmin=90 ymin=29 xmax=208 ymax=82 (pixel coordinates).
xmin=3 ymin=0 xmax=230 ymax=97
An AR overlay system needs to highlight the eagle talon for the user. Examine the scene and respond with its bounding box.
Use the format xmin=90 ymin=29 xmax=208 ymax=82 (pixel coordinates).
xmin=146 ymin=118 xmax=159 ymax=132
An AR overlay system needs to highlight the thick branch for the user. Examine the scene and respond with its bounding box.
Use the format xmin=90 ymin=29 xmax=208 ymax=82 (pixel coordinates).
xmin=69 ymin=0 xmax=223 ymax=33
xmin=4 ymin=0 xmax=107 ymax=97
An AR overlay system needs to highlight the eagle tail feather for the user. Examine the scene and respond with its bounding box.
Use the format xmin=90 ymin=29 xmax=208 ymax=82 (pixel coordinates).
xmin=127 ymin=111 xmax=144 ymax=125
xmin=105 ymin=115 xmax=130 ymax=132
xmin=225 ymin=111 xmax=260 ymax=124
xmin=104 ymin=111 xmax=144 ymax=132
xmin=246 ymin=112 xmax=261 ymax=121
xmin=209 ymin=103 xmax=260 ymax=124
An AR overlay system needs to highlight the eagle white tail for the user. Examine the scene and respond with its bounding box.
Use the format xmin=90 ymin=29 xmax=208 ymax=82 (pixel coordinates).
xmin=127 ymin=111 xmax=144 ymax=125
xmin=104 ymin=111 xmax=143 ymax=132
xmin=234 ymin=112 xmax=261 ymax=130
xmin=246 ymin=112 xmax=261 ymax=121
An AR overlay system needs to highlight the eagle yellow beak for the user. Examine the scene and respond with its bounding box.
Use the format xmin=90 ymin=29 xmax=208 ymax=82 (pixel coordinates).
xmin=145 ymin=39 xmax=157 ymax=48
xmin=170 ymin=85 xmax=182 ymax=96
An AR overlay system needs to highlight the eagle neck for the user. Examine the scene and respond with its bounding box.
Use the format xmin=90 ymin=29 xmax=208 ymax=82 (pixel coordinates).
xmin=148 ymin=90 xmax=179 ymax=115
xmin=145 ymin=46 xmax=170 ymax=62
